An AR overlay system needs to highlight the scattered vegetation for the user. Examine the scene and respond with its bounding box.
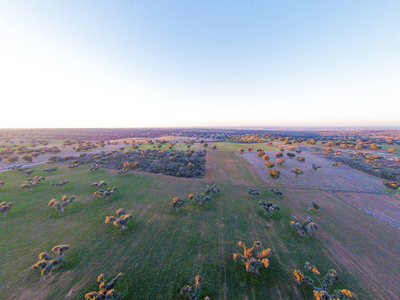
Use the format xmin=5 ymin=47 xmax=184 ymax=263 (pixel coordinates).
xmin=42 ymin=166 xmax=58 ymax=172
xmin=312 ymin=164 xmax=321 ymax=171
xmin=258 ymin=200 xmax=280 ymax=217
xmin=19 ymin=176 xmax=45 ymax=189
xmin=233 ymin=241 xmax=273 ymax=274
xmin=31 ymin=245 xmax=70 ymax=276
xmin=180 ymin=275 xmax=210 ymax=300
xmin=192 ymin=193 xmax=212 ymax=206
xmin=291 ymin=168 xmax=304 ymax=178
xmin=293 ymin=262 xmax=358 ymax=299
xmin=290 ymin=216 xmax=318 ymax=236
xmin=270 ymin=188 xmax=282 ymax=195
xmin=85 ymin=273 xmax=123 ymax=300
xmin=307 ymin=202 xmax=320 ymax=211
xmin=0 ymin=202 xmax=14 ymax=216
xmin=205 ymin=184 xmax=220 ymax=196
xmin=247 ymin=187 xmax=260 ymax=197
xmin=268 ymin=169 xmax=281 ymax=179
xmin=105 ymin=209 xmax=133 ymax=230
xmin=171 ymin=197 xmax=185 ymax=212
xmin=49 ymin=180 xmax=69 ymax=188
xmin=94 ymin=187 xmax=117 ymax=200
xmin=48 ymin=195 xmax=75 ymax=212
xmin=383 ymin=181 xmax=399 ymax=190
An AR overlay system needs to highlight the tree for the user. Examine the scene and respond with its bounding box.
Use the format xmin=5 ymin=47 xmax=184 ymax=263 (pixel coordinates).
xmin=275 ymin=152 xmax=283 ymax=158
xmin=332 ymin=163 xmax=340 ymax=167
xmin=276 ymin=158 xmax=285 ymax=165
xmin=19 ymin=176 xmax=45 ymax=190
xmin=205 ymin=184 xmax=220 ymax=196
xmin=238 ymin=148 xmax=245 ymax=154
xmin=43 ymin=166 xmax=58 ymax=172
xmin=265 ymin=162 xmax=275 ymax=168
xmin=22 ymin=155 xmax=33 ymax=162
xmin=90 ymin=180 xmax=107 ymax=188
xmin=262 ymin=154 xmax=270 ymax=161
xmin=383 ymin=181 xmax=399 ymax=190
xmin=89 ymin=163 xmax=102 ymax=171
xmin=233 ymin=241 xmax=273 ymax=274
xmin=297 ymin=157 xmax=305 ymax=162
xmin=388 ymin=148 xmax=396 ymax=153
xmin=247 ymin=188 xmax=260 ymax=197
xmin=291 ymin=168 xmax=303 ymax=178
xmin=48 ymin=195 xmax=75 ymax=212
xmin=94 ymin=187 xmax=117 ymax=200
xmin=193 ymin=193 xmax=212 ymax=206
xmin=268 ymin=169 xmax=280 ymax=179
xmin=24 ymin=169 xmax=34 ymax=176
xmin=290 ymin=216 xmax=318 ymax=236
xmin=180 ymin=275 xmax=210 ymax=300
xmin=105 ymin=209 xmax=132 ymax=230
xmin=293 ymin=262 xmax=358 ymax=299
xmin=287 ymin=153 xmax=295 ymax=158
xmin=258 ymin=200 xmax=280 ymax=217
xmin=85 ymin=273 xmax=123 ymax=300
xmin=312 ymin=164 xmax=321 ymax=171
xmin=50 ymin=180 xmax=69 ymax=188
xmin=211 ymin=145 xmax=217 ymax=150
xmin=270 ymin=188 xmax=282 ymax=195
xmin=0 ymin=202 xmax=14 ymax=216
xmin=5 ymin=156 xmax=18 ymax=162
xmin=172 ymin=197 xmax=185 ymax=212
xmin=32 ymin=245 xmax=70 ymax=275
xmin=307 ymin=202 xmax=320 ymax=211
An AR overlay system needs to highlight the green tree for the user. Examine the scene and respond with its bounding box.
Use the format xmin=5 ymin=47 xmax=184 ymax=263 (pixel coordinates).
xmin=293 ymin=262 xmax=358 ymax=299
xmin=233 ymin=241 xmax=273 ymax=274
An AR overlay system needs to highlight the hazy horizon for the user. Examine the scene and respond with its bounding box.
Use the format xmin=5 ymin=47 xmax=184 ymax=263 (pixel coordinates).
xmin=1 ymin=1 xmax=399 ymax=128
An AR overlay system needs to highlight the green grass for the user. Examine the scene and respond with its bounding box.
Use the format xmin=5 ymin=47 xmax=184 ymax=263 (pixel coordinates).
xmin=0 ymin=139 xmax=64 ymax=148
xmin=0 ymin=152 xmax=397 ymax=299
xmin=124 ymin=142 xmax=278 ymax=152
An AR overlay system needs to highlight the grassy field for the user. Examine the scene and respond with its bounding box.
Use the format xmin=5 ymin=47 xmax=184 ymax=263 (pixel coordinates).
xmin=0 ymin=150 xmax=399 ymax=299
xmin=0 ymin=139 xmax=64 ymax=147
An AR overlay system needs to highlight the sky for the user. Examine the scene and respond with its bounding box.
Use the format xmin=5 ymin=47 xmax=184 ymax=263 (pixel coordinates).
xmin=0 ymin=1 xmax=399 ymax=128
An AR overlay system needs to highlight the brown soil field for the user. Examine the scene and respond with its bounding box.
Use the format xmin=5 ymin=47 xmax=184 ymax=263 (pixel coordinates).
xmin=204 ymin=151 xmax=400 ymax=299
xmin=280 ymin=188 xmax=400 ymax=299
xmin=242 ymin=151 xmax=386 ymax=192
xmin=333 ymin=191 xmax=400 ymax=229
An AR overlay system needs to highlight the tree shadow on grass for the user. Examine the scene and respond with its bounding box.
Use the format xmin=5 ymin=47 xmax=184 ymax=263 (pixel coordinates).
xmin=256 ymin=210 xmax=282 ymax=221
xmin=45 ymin=202 xmax=83 ymax=219
xmin=106 ymin=218 xmax=145 ymax=236
xmin=58 ymin=247 xmax=86 ymax=271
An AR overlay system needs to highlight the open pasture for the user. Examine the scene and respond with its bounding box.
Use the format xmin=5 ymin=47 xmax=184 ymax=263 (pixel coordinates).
xmin=126 ymin=142 xmax=278 ymax=152
xmin=0 ymin=150 xmax=399 ymax=299
xmin=242 ymin=151 xmax=386 ymax=193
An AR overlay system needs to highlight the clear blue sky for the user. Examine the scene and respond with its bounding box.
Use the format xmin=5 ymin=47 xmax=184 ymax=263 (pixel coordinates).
xmin=0 ymin=1 xmax=399 ymax=128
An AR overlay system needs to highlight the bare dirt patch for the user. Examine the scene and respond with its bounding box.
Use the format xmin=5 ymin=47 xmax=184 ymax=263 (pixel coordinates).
xmin=242 ymin=151 xmax=385 ymax=193
xmin=333 ymin=191 xmax=400 ymax=229
xmin=281 ymin=188 xmax=400 ymax=299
